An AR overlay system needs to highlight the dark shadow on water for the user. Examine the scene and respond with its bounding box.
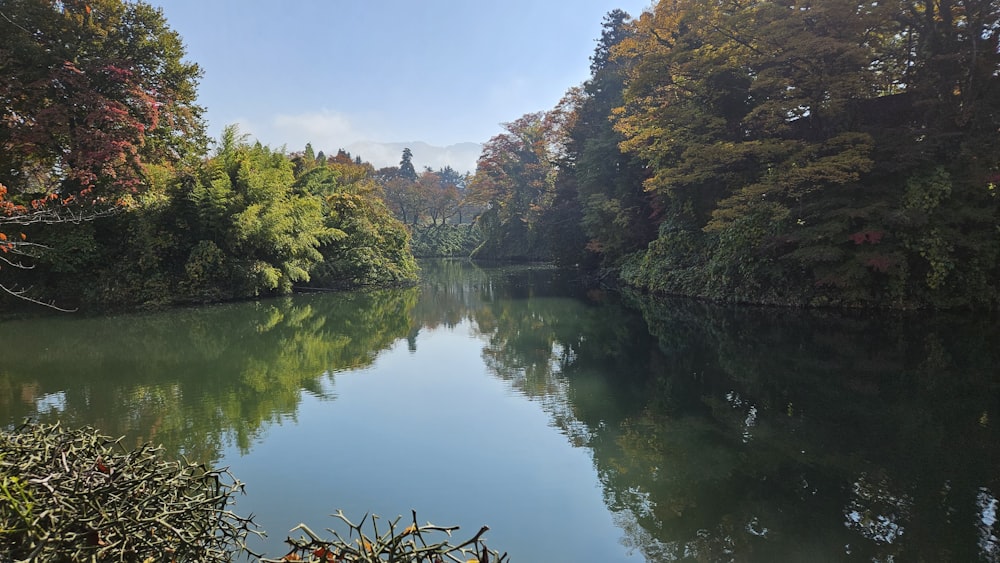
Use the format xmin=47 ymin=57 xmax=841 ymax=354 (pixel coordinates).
xmin=442 ymin=263 xmax=1000 ymax=561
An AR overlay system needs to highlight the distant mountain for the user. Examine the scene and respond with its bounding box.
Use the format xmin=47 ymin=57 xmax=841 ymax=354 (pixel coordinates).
xmin=343 ymin=140 xmax=482 ymax=174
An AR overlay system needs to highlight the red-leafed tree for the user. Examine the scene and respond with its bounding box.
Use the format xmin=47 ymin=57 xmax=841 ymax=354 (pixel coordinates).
xmin=1 ymin=0 xmax=204 ymax=196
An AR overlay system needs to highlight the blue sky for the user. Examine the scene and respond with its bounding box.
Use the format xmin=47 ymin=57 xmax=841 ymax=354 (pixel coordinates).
xmin=151 ymin=1 xmax=652 ymax=169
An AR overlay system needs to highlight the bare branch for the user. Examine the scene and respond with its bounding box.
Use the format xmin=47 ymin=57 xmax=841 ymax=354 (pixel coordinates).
xmin=0 ymin=204 xmax=118 ymax=227
xmin=0 ymin=283 xmax=77 ymax=312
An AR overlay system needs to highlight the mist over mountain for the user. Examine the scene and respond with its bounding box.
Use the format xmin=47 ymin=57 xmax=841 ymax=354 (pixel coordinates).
xmin=343 ymin=141 xmax=482 ymax=174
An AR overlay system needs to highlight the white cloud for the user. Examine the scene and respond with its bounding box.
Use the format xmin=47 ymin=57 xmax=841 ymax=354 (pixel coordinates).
xmin=268 ymin=110 xmax=375 ymax=152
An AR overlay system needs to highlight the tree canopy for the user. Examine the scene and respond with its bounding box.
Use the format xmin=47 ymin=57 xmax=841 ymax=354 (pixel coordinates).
xmin=0 ymin=0 xmax=205 ymax=308
xmin=611 ymin=0 xmax=1000 ymax=307
xmin=4 ymin=0 xmax=999 ymax=310
xmin=0 ymin=0 xmax=204 ymax=197
xmin=471 ymin=0 xmax=1000 ymax=308
xmin=467 ymin=112 xmax=561 ymax=261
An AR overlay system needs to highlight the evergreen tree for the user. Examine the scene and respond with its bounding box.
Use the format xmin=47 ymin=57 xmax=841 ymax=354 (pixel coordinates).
xmin=399 ymin=148 xmax=417 ymax=181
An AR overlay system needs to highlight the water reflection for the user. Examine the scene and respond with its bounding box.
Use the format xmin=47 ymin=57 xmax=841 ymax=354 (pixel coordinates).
xmin=2 ymin=260 xmax=999 ymax=561
xmin=430 ymin=263 xmax=1000 ymax=561
xmin=0 ymin=288 xmax=418 ymax=461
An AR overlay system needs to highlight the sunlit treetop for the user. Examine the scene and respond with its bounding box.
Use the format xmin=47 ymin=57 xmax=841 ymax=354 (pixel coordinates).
xmin=0 ymin=0 xmax=206 ymax=200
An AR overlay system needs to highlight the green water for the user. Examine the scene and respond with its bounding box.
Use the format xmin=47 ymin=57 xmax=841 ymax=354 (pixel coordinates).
xmin=2 ymin=260 xmax=999 ymax=561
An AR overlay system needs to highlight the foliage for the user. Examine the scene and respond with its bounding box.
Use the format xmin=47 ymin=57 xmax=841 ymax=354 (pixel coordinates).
xmin=3 ymin=130 xmax=420 ymax=311
xmin=609 ymin=0 xmax=1000 ymax=308
xmin=468 ymin=113 xmax=559 ymax=261
xmin=376 ymin=155 xmax=475 ymax=228
xmin=0 ymin=2 xmax=419 ymax=312
xmin=0 ymin=0 xmax=204 ymax=309
xmin=398 ymin=148 xmax=417 ymax=182
xmin=0 ymin=422 xmax=258 ymax=562
xmin=415 ymin=170 xmax=461 ymax=226
xmin=186 ymin=127 xmax=336 ymax=297
xmin=542 ymin=10 xmax=656 ymax=269
xmin=409 ymin=224 xmax=482 ymax=258
xmin=0 ymin=0 xmax=205 ymax=197
xmin=263 ymin=511 xmax=507 ymax=563
xmin=294 ymin=158 xmax=419 ymax=288
xmin=0 ymin=182 xmax=121 ymax=309
xmin=377 ymin=167 xmax=422 ymax=226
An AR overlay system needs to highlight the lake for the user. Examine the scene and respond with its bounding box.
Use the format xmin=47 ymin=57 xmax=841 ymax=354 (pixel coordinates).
xmin=2 ymin=259 xmax=999 ymax=562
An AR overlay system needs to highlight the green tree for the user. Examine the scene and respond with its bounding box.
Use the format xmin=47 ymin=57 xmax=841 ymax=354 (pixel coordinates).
xmin=291 ymin=142 xmax=319 ymax=176
xmin=613 ymin=0 xmax=1000 ymax=308
xmin=399 ymin=147 xmax=417 ymax=181
xmin=192 ymin=126 xmax=335 ymax=296
xmin=295 ymin=158 xmax=418 ymax=287
xmin=543 ymin=9 xmax=655 ymax=269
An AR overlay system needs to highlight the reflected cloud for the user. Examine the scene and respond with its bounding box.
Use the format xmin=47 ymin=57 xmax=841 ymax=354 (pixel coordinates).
xmin=978 ymin=487 xmax=999 ymax=562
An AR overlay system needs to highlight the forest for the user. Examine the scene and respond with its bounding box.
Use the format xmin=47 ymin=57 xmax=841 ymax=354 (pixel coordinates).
xmin=2 ymin=0 xmax=999 ymax=311
xmin=468 ymin=0 xmax=1000 ymax=309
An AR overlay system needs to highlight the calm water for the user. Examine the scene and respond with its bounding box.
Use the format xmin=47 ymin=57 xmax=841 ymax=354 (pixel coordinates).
xmin=2 ymin=260 xmax=999 ymax=562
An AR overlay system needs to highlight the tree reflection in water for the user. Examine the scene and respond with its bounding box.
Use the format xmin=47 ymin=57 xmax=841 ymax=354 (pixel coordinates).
xmin=0 ymin=288 xmax=418 ymax=462
xmin=437 ymin=263 xmax=1000 ymax=562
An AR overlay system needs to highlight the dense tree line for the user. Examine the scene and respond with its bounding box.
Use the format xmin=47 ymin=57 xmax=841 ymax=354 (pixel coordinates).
xmin=471 ymin=1 xmax=1000 ymax=309
xmin=12 ymin=127 xmax=418 ymax=310
xmin=4 ymin=0 xmax=998 ymax=311
xmin=0 ymin=0 xmax=417 ymax=311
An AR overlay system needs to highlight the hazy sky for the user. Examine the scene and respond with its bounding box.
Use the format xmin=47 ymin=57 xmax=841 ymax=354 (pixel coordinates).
xmin=151 ymin=1 xmax=652 ymax=165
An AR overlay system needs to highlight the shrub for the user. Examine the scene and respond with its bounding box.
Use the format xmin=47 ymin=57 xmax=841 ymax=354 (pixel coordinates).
xmin=0 ymin=422 xmax=258 ymax=562
xmin=263 ymin=511 xmax=508 ymax=563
